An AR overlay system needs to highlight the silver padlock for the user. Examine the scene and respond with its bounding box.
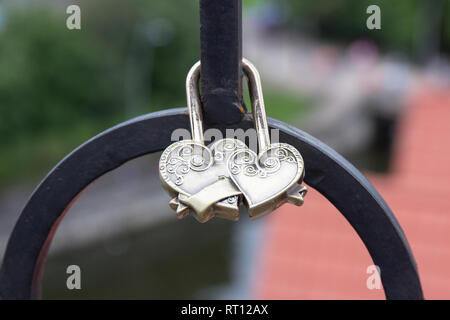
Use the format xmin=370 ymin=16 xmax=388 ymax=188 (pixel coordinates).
xmin=159 ymin=59 xmax=307 ymax=222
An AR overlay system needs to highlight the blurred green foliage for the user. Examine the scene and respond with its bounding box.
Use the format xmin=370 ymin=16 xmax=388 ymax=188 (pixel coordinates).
xmin=283 ymin=0 xmax=450 ymax=54
xmin=0 ymin=0 xmax=200 ymax=185
xmin=0 ymin=6 xmax=115 ymax=142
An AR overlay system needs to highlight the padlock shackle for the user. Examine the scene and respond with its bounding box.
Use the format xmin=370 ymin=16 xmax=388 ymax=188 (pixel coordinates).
xmin=186 ymin=59 xmax=270 ymax=151
xmin=242 ymin=58 xmax=270 ymax=152
xmin=186 ymin=61 xmax=204 ymax=144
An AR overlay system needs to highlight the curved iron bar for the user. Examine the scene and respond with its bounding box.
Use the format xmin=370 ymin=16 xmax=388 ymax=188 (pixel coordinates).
xmin=0 ymin=108 xmax=423 ymax=299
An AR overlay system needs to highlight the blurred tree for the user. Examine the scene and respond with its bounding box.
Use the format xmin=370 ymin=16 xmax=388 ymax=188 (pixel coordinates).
xmin=81 ymin=0 xmax=200 ymax=110
xmin=0 ymin=5 xmax=114 ymax=143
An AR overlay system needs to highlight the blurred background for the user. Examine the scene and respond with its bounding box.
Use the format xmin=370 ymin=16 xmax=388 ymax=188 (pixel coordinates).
xmin=0 ymin=0 xmax=449 ymax=299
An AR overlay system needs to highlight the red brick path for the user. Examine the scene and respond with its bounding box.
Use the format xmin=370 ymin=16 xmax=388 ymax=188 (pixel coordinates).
xmin=254 ymin=84 xmax=450 ymax=299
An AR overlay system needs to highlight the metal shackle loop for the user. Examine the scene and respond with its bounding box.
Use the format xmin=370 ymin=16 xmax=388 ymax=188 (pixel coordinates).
xmin=186 ymin=61 xmax=204 ymax=144
xmin=241 ymin=58 xmax=270 ymax=152
xmin=186 ymin=58 xmax=270 ymax=151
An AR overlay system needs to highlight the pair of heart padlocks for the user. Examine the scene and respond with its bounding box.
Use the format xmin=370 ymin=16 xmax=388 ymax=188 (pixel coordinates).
xmin=159 ymin=59 xmax=307 ymax=223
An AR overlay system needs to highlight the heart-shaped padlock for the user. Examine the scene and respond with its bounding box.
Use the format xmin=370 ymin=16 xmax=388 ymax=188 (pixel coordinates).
xmin=160 ymin=138 xmax=247 ymax=222
xmin=159 ymin=59 xmax=307 ymax=222
xmin=160 ymin=61 xmax=249 ymax=223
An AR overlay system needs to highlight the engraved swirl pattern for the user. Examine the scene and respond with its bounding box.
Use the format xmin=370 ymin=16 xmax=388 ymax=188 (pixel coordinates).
xmin=160 ymin=142 xmax=212 ymax=186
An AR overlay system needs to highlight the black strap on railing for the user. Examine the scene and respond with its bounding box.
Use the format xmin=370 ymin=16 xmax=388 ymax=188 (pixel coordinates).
xmin=199 ymin=0 xmax=246 ymax=125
